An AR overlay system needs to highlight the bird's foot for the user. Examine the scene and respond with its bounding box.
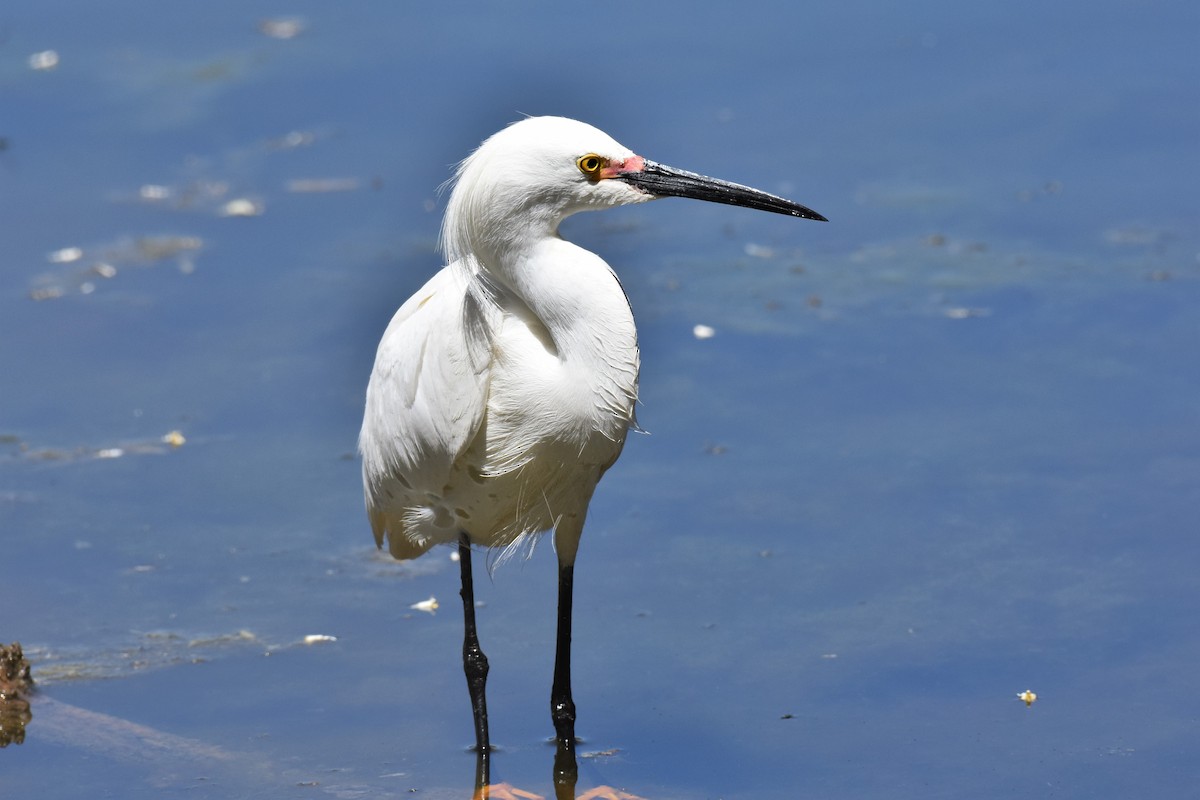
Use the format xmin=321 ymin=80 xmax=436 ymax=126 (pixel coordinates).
xmin=576 ymin=787 xmax=647 ymax=800
xmin=472 ymin=783 xmax=545 ymax=800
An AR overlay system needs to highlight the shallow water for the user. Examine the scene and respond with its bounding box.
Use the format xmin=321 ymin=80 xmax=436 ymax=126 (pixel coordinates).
xmin=3 ymin=1 xmax=1198 ymax=797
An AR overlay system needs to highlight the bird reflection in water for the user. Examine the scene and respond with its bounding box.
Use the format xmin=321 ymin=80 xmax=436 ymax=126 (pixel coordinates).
xmin=469 ymin=736 xmax=645 ymax=800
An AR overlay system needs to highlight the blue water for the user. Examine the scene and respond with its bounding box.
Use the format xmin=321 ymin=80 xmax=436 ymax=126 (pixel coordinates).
xmin=3 ymin=1 xmax=1198 ymax=797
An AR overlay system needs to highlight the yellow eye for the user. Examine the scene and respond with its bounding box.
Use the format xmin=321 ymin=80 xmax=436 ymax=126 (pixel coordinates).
xmin=577 ymin=153 xmax=605 ymax=179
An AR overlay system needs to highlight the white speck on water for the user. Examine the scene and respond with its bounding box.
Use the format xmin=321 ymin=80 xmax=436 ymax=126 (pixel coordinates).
xmin=410 ymin=596 xmax=439 ymax=614
xmin=29 ymin=50 xmax=59 ymax=70
xmin=48 ymin=247 xmax=83 ymax=264
xmin=303 ymin=634 xmax=338 ymax=645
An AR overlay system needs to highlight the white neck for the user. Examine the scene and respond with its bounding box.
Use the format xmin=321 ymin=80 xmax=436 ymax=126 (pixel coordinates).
xmin=468 ymin=234 xmax=639 ymax=420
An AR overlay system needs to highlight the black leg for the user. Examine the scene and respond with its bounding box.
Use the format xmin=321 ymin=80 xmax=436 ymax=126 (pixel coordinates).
xmin=472 ymin=746 xmax=490 ymax=800
xmin=459 ymin=532 xmax=491 ymax=767
xmin=550 ymin=562 xmax=576 ymax=746
xmin=552 ymin=735 xmax=579 ymax=800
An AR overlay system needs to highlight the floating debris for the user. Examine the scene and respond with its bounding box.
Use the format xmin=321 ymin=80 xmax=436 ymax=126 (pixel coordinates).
xmin=6 ymin=430 xmax=193 ymax=464
xmin=302 ymin=635 xmax=338 ymax=646
xmin=943 ymin=307 xmax=991 ymax=320
xmin=28 ymin=50 xmax=59 ymax=71
xmin=580 ymin=748 xmax=622 ymax=759
xmin=135 ymin=235 xmax=202 ymax=260
xmin=1017 ymin=689 xmax=1037 ymax=707
xmin=29 ymin=286 xmax=64 ymax=301
xmin=138 ymin=184 xmax=173 ymax=202
xmin=410 ymin=596 xmax=439 ymax=614
xmin=30 ymin=235 xmax=203 ymax=300
xmin=25 ymin=628 xmax=360 ymax=687
xmin=258 ymin=18 xmax=306 ymax=39
xmin=125 ymin=179 xmax=229 ymax=211
xmin=744 ymin=242 xmax=776 ymax=259
xmin=217 ymin=198 xmax=264 ymax=217
xmin=188 ymin=630 xmax=257 ymax=649
xmin=267 ymin=130 xmax=318 ymax=150
xmin=692 ymin=323 xmax=716 ymax=340
xmin=47 ymin=246 xmax=83 ymax=264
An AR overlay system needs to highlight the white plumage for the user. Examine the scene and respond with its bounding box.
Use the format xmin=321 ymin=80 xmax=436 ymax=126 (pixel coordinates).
xmin=360 ymin=118 xmax=642 ymax=565
xmin=357 ymin=116 xmax=824 ymax=754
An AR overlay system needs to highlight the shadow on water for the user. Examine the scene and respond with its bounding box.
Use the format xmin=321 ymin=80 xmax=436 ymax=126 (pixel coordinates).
xmin=6 ymin=640 xmax=645 ymax=799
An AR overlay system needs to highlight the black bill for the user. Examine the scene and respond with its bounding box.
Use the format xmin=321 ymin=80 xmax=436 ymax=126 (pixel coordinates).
xmin=616 ymin=160 xmax=827 ymax=222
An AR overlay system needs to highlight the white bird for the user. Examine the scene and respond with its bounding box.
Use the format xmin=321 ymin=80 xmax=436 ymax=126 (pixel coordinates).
xmin=359 ymin=116 xmax=824 ymax=758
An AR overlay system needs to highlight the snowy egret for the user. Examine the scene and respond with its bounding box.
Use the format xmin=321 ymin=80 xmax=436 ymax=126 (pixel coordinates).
xmin=359 ymin=116 xmax=825 ymax=755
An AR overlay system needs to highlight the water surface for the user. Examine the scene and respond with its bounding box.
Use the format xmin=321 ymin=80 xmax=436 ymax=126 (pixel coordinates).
xmin=2 ymin=1 xmax=1197 ymax=797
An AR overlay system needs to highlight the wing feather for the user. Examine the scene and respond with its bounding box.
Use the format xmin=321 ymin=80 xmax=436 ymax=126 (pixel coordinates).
xmin=359 ymin=262 xmax=497 ymax=550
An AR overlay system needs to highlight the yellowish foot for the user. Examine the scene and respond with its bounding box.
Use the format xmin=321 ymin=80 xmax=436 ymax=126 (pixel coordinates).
xmin=473 ymin=783 xmax=545 ymax=800
xmin=576 ymin=787 xmax=647 ymax=800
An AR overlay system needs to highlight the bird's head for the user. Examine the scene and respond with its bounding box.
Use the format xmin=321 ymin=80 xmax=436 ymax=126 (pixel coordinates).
xmin=441 ymin=116 xmax=824 ymax=267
